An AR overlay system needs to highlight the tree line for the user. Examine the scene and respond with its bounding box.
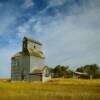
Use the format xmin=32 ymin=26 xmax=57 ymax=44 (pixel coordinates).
xmin=46 ymin=64 xmax=100 ymax=79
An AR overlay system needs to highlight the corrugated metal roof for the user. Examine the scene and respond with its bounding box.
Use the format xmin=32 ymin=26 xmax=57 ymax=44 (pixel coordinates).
xmin=28 ymin=48 xmax=45 ymax=58
xmin=12 ymin=48 xmax=45 ymax=59
xmin=30 ymin=67 xmax=47 ymax=74
xmin=12 ymin=51 xmax=28 ymax=58
xmin=73 ymin=71 xmax=88 ymax=75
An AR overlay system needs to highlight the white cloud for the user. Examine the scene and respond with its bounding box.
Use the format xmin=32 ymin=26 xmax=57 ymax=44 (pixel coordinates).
xmin=0 ymin=15 xmax=15 ymax=36
xmin=22 ymin=0 xmax=34 ymax=9
xmin=31 ymin=1 xmax=100 ymax=68
xmin=17 ymin=26 xmax=27 ymax=38
xmin=16 ymin=0 xmax=100 ymax=68
xmin=48 ymin=0 xmax=66 ymax=7
xmin=0 ymin=0 xmax=100 ymax=79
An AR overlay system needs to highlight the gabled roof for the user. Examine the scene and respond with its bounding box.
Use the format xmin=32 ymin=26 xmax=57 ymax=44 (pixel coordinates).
xmin=73 ymin=71 xmax=88 ymax=75
xmin=28 ymin=48 xmax=45 ymax=58
xmin=12 ymin=48 xmax=45 ymax=59
xmin=24 ymin=36 xmax=42 ymax=45
xmin=30 ymin=67 xmax=47 ymax=74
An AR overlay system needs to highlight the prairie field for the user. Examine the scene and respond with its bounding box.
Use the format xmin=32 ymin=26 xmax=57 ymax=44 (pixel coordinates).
xmin=0 ymin=78 xmax=100 ymax=100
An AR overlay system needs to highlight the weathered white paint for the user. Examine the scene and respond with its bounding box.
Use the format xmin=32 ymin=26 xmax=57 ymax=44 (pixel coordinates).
xmin=42 ymin=68 xmax=51 ymax=82
xmin=30 ymin=56 xmax=45 ymax=73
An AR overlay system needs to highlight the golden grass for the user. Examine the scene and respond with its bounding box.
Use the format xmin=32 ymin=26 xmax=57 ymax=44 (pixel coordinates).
xmin=0 ymin=78 xmax=100 ymax=100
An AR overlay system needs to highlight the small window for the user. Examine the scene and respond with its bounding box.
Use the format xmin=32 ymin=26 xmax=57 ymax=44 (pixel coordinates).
xmin=34 ymin=45 xmax=36 ymax=48
xmin=45 ymin=73 xmax=49 ymax=77
xmin=24 ymin=43 xmax=26 ymax=48
xmin=45 ymin=70 xmax=50 ymax=77
xmin=12 ymin=59 xmax=17 ymax=66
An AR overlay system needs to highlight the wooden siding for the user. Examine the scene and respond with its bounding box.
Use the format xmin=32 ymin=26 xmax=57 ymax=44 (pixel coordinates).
xmin=11 ymin=56 xmax=30 ymax=80
xmin=29 ymin=74 xmax=42 ymax=81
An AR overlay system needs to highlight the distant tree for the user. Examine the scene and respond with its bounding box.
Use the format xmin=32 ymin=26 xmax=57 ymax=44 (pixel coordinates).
xmin=94 ymin=71 xmax=100 ymax=78
xmin=84 ymin=64 xmax=99 ymax=79
xmin=65 ymin=69 xmax=73 ymax=78
xmin=76 ymin=66 xmax=84 ymax=72
xmin=52 ymin=65 xmax=69 ymax=78
xmin=76 ymin=64 xmax=100 ymax=79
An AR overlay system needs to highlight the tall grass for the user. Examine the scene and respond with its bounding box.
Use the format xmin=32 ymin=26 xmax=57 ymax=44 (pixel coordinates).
xmin=0 ymin=78 xmax=100 ymax=100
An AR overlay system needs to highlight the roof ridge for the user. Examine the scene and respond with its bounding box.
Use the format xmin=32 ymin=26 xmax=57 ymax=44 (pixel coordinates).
xmin=24 ymin=36 xmax=42 ymax=45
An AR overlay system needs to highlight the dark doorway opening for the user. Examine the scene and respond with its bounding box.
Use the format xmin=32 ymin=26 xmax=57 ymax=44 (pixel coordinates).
xmin=21 ymin=69 xmax=25 ymax=80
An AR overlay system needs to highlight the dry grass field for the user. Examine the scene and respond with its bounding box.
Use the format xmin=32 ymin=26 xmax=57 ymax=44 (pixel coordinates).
xmin=0 ymin=78 xmax=100 ymax=100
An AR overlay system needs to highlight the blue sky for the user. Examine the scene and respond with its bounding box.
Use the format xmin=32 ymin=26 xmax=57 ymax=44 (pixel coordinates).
xmin=0 ymin=0 xmax=100 ymax=78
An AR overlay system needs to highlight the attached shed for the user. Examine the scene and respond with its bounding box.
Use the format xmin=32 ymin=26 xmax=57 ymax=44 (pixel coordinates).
xmin=29 ymin=67 xmax=51 ymax=82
